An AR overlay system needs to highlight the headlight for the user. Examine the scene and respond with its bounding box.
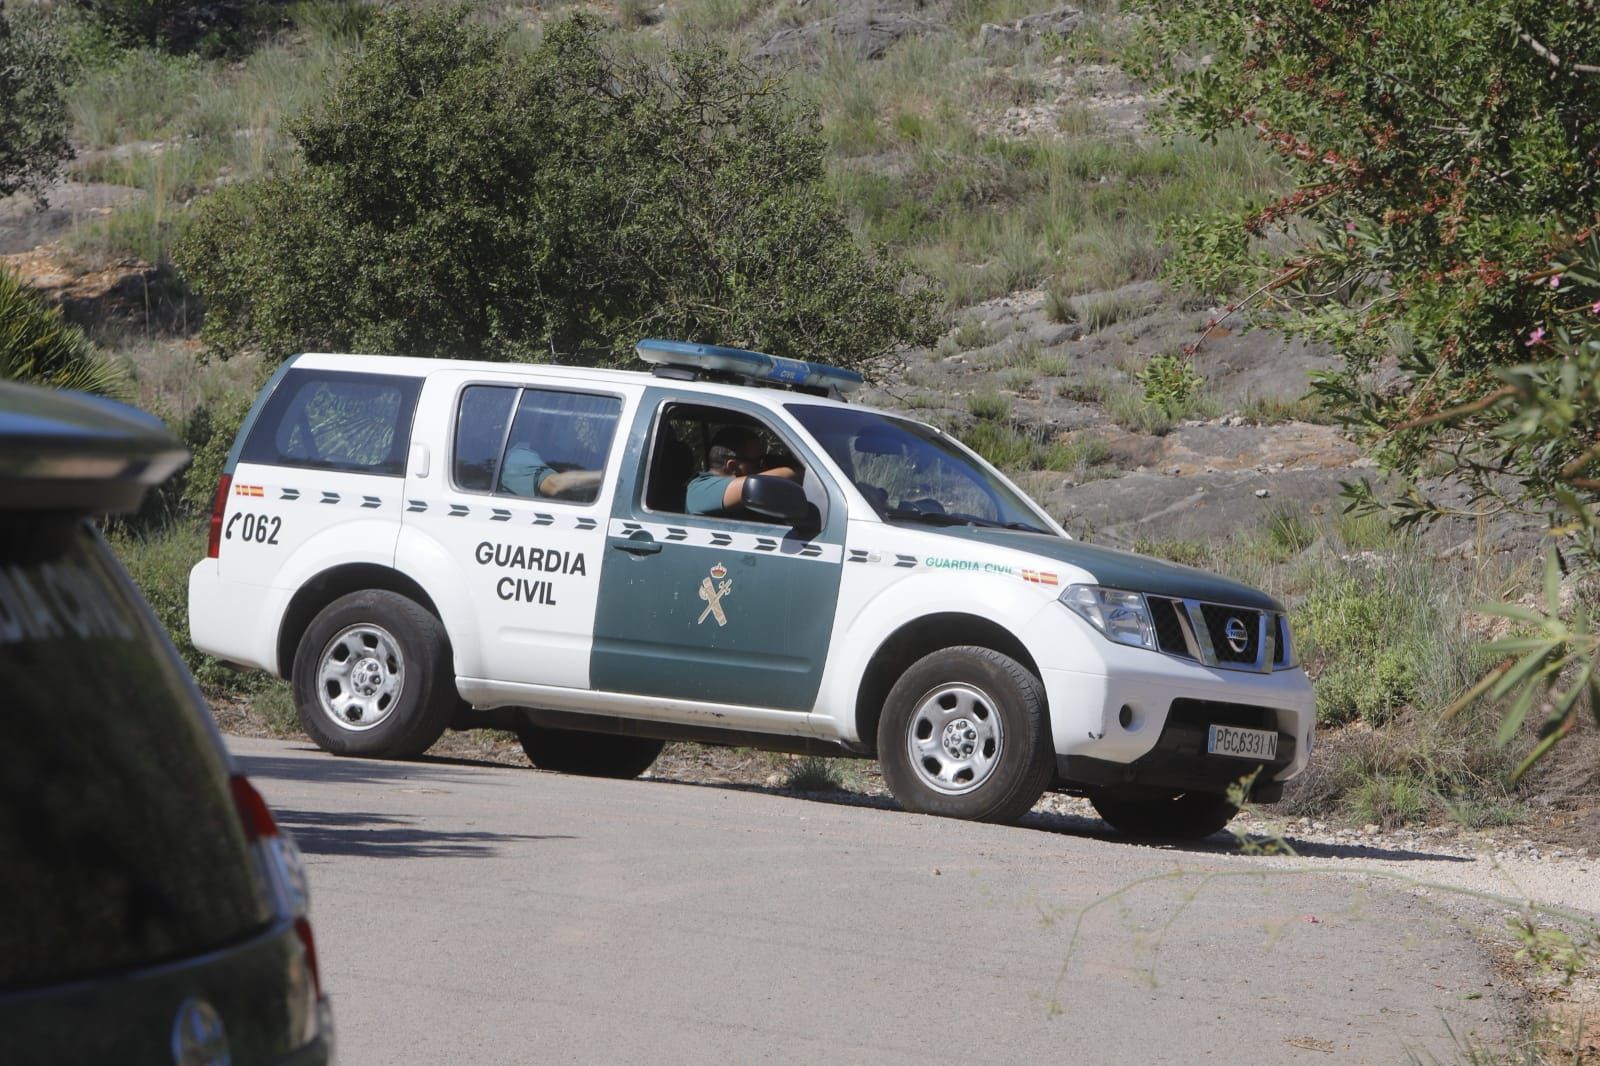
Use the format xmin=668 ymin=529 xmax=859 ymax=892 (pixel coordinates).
xmin=1060 ymin=584 xmax=1155 ymax=651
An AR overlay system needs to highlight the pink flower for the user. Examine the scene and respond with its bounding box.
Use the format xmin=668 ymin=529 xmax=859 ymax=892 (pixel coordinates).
xmin=1591 ymin=300 xmax=1600 ymax=314
xmin=1550 ymin=274 xmax=1562 ymax=289
xmin=1344 ymin=222 xmax=1357 ymax=232
xmin=1526 ymin=327 xmax=1546 ymax=346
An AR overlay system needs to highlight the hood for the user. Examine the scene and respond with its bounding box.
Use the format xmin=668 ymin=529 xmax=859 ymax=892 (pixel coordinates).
xmin=928 ymin=527 xmax=1283 ymax=612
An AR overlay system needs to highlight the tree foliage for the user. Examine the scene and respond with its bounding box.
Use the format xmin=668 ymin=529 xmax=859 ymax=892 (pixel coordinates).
xmin=0 ymin=5 xmax=72 ymax=202
xmin=1139 ymin=0 xmax=1600 ymax=766
xmin=177 ymin=8 xmax=936 ymax=374
xmin=77 ymin=0 xmax=270 ymax=55
xmin=0 ymin=269 xmax=128 ymax=398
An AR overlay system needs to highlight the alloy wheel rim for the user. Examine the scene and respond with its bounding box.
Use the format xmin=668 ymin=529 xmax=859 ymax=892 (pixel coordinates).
xmin=906 ymin=683 xmax=1003 ymax=795
xmin=316 ymin=623 xmax=405 ymax=732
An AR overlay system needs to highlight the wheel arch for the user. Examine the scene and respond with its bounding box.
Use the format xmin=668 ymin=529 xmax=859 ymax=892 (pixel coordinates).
xmin=276 ymin=563 xmax=445 ymax=678
xmin=853 ymin=612 xmax=1043 ymax=757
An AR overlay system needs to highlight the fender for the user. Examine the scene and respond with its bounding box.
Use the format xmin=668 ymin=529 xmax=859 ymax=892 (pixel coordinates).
xmin=811 ymin=565 xmax=1087 ymax=743
xmin=271 ymin=517 xmax=403 ymax=595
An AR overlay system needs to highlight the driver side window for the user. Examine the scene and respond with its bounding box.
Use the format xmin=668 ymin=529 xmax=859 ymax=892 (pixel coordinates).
xmin=643 ymin=403 xmax=806 ymax=526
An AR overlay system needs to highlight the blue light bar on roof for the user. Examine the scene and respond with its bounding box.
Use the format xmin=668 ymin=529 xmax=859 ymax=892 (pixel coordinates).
xmin=635 ymin=338 xmax=864 ymax=394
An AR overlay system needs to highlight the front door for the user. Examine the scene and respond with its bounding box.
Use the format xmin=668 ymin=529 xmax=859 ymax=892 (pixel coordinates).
xmin=590 ymin=391 xmax=846 ymax=712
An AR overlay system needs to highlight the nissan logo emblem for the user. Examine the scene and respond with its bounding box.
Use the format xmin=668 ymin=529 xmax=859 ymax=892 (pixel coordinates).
xmin=1224 ymin=617 xmax=1250 ymax=654
xmin=172 ymin=997 xmax=230 ymax=1066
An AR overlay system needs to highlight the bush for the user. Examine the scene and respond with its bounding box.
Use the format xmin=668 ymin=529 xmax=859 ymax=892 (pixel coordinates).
xmin=0 ymin=269 xmax=129 ymax=397
xmin=105 ymin=522 xmax=264 ymax=693
xmin=1135 ymin=352 xmax=1203 ymax=418
xmin=178 ymin=9 xmax=936 ymax=374
xmin=1295 ymin=555 xmax=1483 ymax=728
xmin=81 ymin=0 xmax=278 ymax=55
xmin=784 ymin=756 xmax=846 ymax=792
xmin=0 ymin=6 xmax=72 ymax=201
xmin=966 ymin=390 xmax=1011 ymax=421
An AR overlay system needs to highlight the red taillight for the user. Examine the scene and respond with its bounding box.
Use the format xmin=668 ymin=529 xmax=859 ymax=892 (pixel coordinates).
xmin=295 ymin=916 xmax=324 ymax=997
xmin=230 ymin=773 xmax=279 ymax=840
xmin=206 ymin=473 xmax=232 ymax=559
xmin=232 ymin=774 xmax=324 ymax=999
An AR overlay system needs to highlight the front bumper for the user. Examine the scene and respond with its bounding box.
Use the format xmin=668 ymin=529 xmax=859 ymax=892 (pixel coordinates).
xmin=1030 ymin=601 xmax=1316 ymax=786
xmin=1057 ymin=698 xmax=1296 ymax=801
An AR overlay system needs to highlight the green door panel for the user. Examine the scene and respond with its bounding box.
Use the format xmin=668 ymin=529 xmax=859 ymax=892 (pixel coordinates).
xmin=591 ymin=388 xmax=846 ymax=712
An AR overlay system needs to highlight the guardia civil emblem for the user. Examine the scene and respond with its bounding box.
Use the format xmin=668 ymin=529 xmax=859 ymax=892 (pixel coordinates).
xmin=697 ymin=563 xmax=733 ymax=626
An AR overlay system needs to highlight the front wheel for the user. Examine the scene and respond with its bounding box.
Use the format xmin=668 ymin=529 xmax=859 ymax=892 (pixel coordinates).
xmin=876 ymin=646 xmax=1053 ymax=824
xmin=1088 ymin=789 xmax=1239 ymax=840
xmin=516 ymin=724 xmax=664 ymax=779
xmin=292 ymin=590 xmax=457 ymax=758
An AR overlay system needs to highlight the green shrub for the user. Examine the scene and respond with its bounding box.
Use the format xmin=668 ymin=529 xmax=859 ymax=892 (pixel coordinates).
xmin=106 ymin=522 xmax=266 ymax=694
xmin=82 ymin=0 xmax=276 ymax=55
xmin=1262 ymin=503 xmax=1317 ymax=560
xmin=1075 ymin=291 xmax=1146 ymax=332
xmin=178 ymin=9 xmax=936 ymax=373
xmin=962 ymin=419 xmax=1035 ymax=469
xmin=0 ymin=269 xmax=129 ymax=397
xmin=1295 ymin=555 xmax=1483 ymax=728
xmin=966 ymin=390 xmax=1011 ymax=421
xmin=999 ymin=367 xmax=1034 ymax=392
xmin=784 ymin=756 xmax=846 ymax=792
xmin=953 ymin=318 xmax=998 ymax=350
xmin=1136 ymin=352 xmax=1204 ymax=417
xmin=1132 ymin=538 xmax=1212 ymax=569
xmin=0 ymin=6 xmax=72 ymax=201
xmin=1348 ymin=772 xmax=1430 ymax=830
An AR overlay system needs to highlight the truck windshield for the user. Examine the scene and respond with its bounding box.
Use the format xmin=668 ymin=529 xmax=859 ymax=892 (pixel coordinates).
xmin=786 ymin=404 xmax=1055 ymax=535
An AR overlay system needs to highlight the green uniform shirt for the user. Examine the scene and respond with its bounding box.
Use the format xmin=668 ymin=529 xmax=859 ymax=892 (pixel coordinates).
xmin=500 ymin=445 xmax=556 ymax=498
xmin=685 ymin=472 xmax=735 ymax=516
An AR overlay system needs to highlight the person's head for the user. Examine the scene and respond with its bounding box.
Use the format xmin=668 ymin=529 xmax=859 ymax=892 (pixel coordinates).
xmin=707 ymin=427 xmax=763 ymax=476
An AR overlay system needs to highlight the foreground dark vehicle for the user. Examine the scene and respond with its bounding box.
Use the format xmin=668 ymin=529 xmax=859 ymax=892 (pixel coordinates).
xmin=0 ymin=384 xmax=333 ymax=1065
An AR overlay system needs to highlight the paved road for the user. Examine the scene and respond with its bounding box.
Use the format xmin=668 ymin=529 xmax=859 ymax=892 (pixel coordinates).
xmin=231 ymin=737 xmax=1514 ymax=1064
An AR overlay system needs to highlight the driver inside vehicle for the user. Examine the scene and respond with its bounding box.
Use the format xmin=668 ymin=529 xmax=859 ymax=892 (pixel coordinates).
xmin=685 ymin=427 xmax=801 ymax=519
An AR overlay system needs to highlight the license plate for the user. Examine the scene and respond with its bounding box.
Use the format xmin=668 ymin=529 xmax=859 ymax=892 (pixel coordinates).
xmin=1207 ymin=724 xmax=1278 ymax=760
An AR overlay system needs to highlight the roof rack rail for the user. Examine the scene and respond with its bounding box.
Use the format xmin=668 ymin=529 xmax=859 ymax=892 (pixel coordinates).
xmin=635 ymin=339 xmax=864 ymax=400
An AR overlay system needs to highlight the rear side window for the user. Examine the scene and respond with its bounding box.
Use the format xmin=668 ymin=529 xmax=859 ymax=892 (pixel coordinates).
xmin=0 ymin=519 xmax=271 ymax=991
xmin=240 ymin=367 xmax=421 ymax=476
xmin=451 ymin=386 xmax=622 ymax=505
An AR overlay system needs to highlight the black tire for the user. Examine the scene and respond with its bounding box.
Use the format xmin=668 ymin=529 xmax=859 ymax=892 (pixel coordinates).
xmin=1088 ymin=789 xmax=1239 ymax=840
xmin=292 ymin=590 xmax=456 ymax=758
xmin=876 ymin=646 xmax=1053 ymax=824
xmin=516 ymin=724 xmax=664 ymax=779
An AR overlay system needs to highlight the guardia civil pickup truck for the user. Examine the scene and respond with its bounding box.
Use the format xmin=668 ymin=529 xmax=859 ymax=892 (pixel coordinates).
xmin=189 ymin=340 xmax=1314 ymax=837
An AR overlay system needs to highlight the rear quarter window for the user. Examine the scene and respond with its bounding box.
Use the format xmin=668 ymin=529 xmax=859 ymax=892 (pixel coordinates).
xmin=240 ymin=368 xmax=422 ymax=476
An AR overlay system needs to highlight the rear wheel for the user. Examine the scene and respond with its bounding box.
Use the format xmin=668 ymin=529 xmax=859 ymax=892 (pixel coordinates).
xmin=1088 ymin=789 xmax=1239 ymax=840
xmin=516 ymin=724 xmax=664 ymax=779
xmin=292 ymin=590 xmax=456 ymax=758
xmin=876 ymin=646 xmax=1053 ymax=824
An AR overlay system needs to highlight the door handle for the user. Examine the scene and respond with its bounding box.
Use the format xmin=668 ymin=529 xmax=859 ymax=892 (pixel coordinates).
xmin=612 ymin=535 xmax=662 ymax=556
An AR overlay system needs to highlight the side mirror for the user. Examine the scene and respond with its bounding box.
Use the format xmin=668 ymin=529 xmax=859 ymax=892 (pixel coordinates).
xmin=742 ymin=475 xmax=810 ymax=524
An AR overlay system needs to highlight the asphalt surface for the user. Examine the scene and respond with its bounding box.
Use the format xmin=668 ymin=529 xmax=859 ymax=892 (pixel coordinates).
xmin=231 ymin=737 xmax=1517 ymax=1064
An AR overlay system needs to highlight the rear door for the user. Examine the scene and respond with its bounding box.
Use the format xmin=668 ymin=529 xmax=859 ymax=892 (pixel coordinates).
xmin=400 ymin=374 xmax=636 ymax=689
xmin=590 ymin=389 xmax=847 ymax=712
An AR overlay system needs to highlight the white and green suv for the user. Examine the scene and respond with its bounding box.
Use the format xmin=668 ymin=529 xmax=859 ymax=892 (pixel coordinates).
xmin=189 ymin=340 xmax=1314 ymax=838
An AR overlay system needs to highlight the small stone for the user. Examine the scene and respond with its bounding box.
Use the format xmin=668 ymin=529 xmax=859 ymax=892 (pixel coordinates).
xmin=1364 ymin=824 xmax=1379 ymax=833
xmin=1254 ymin=488 xmax=1271 ymax=498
